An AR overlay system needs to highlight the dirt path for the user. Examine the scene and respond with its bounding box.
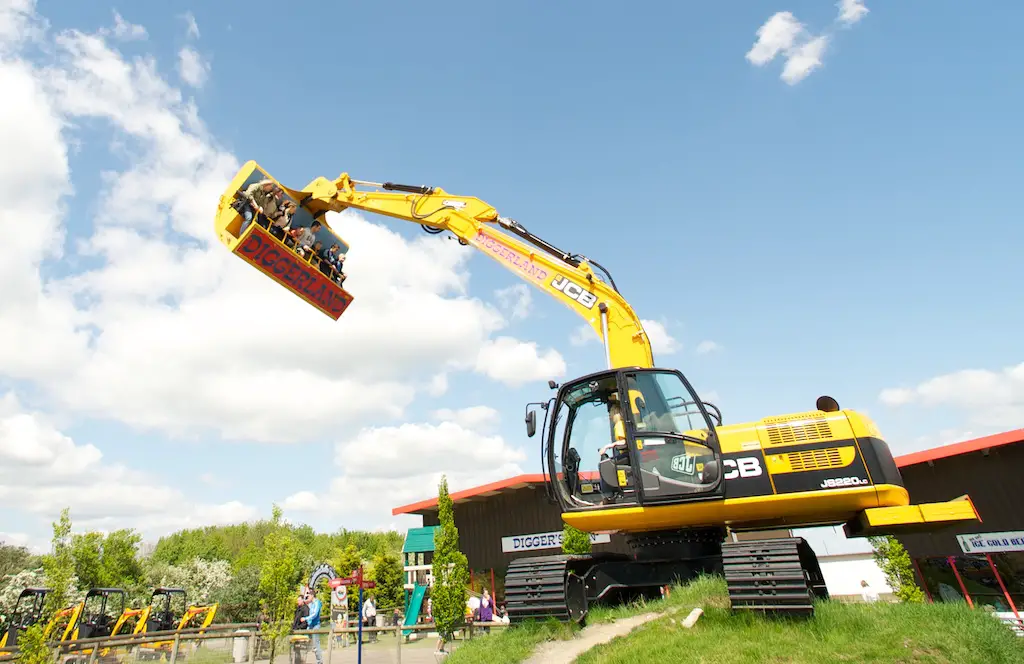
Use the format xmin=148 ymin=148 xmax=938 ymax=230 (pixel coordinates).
xmin=523 ymin=612 xmax=663 ymax=664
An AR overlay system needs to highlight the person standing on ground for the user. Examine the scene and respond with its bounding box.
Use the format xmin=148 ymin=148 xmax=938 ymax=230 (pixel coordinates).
xmin=303 ymin=590 xmax=324 ymax=664
xmin=860 ymin=579 xmax=879 ymax=603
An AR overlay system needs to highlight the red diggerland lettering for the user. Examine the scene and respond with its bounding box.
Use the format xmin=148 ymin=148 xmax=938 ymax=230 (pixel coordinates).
xmin=236 ymin=227 xmax=353 ymax=319
xmin=474 ymin=230 xmax=548 ymax=282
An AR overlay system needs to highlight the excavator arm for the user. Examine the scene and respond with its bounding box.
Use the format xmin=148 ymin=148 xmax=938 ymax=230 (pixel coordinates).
xmin=215 ymin=161 xmax=654 ymax=370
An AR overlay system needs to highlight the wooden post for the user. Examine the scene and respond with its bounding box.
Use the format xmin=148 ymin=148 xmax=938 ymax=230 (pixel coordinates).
xmin=326 ymin=623 xmax=334 ymax=664
xmin=394 ymin=624 xmax=401 ymax=664
xmin=169 ymin=633 xmax=181 ymax=664
xmin=87 ymin=645 xmax=99 ymax=664
xmin=248 ymin=629 xmax=256 ymax=664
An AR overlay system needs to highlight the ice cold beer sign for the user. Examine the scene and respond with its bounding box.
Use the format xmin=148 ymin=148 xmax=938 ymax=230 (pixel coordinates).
xmin=501 ymin=530 xmax=611 ymax=553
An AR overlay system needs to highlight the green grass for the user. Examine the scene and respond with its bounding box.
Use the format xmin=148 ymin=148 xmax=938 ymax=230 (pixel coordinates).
xmin=445 ymin=618 xmax=579 ymax=664
xmin=578 ymin=577 xmax=1024 ymax=664
xmin=447 ymin=576 xmax=1024 ymax=664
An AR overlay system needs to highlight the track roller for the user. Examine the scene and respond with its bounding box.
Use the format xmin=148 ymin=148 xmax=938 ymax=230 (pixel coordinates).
xmin=504 ymin=555 xmax=588 ymax=624
xmin=722 ymin=537 xmax=828 ymax=618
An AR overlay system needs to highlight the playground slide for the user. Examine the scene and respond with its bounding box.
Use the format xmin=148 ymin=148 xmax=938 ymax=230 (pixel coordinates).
xmin=402 ymin=584 xmax=427 ymax=637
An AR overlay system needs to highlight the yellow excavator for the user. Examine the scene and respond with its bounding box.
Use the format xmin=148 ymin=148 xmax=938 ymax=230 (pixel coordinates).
xmin=214 ymin=161 xmax=980 ymax=622
xmin=1 ymin=588 xmax=49 ymax=649
xmin=131 ymin=588 xmax=218 ymax=660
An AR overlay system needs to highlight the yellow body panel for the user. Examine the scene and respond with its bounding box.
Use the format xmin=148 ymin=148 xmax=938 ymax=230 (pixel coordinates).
xmin=563 ymin=484 xmax=911 ymax=534
xmin=846 ymin=495 xmax=980 ymax=537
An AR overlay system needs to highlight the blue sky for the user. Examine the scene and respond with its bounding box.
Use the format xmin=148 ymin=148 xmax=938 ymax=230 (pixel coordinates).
xmin=0 ymin=0 xmax=1021 ymax=551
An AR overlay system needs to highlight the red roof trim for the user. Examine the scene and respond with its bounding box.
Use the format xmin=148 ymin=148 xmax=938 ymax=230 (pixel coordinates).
xmin=391 ymin=472 xmax=601 ymax=516
xmin=392 ymin=474 xmax=546 ymax=516
xmin=895 ymin=429 xmax=1024 ymax=468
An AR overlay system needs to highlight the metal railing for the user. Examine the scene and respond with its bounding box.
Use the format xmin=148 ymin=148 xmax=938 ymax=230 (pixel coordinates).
xmin=1 ymin=619 xmax=511 ymax=663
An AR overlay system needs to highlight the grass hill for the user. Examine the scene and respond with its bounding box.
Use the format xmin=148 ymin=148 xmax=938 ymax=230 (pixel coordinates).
xmin=448 ymin=576 xmax=1024 ymax=664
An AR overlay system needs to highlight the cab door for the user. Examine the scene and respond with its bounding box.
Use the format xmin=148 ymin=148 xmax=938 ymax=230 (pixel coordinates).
xmin=619 ymin=370 xmax=726 ymax=506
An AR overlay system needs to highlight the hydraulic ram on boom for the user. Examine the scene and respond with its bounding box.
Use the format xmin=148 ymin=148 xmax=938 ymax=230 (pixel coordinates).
xmin=215 ymin=161 xmax=980 ymax=624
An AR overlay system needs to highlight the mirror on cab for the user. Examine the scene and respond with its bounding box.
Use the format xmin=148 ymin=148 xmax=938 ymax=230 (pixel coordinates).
xmin=526 ymin=409 xmax=537 ymax=438
xmin=214 ymin=161 xmax=355 ymax=321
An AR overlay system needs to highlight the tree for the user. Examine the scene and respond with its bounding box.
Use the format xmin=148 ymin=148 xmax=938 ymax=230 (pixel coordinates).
xmin=212 ymin=565 xmax=261 ymax=624
xmin=431 ymin=476 xmax=469 ymax=650
xmin=562 ymin=523 xmax=592 ymax=555
xmin=42 ymin=509 xmax=76 ymax=616
xmin=258 ymin=505 xmax=302 ymax=663
xmin=0 ymin=542 xmax=38 ymax=579
xmin=370 ymin=552 xmax=404 ymax=613
xmin=332 ymin=543 xmax=361 ymax=578
xmin=71 ymin=532 xmax=105 ymax=589
xmin=869 ymin=535 xmax=925 ymax=603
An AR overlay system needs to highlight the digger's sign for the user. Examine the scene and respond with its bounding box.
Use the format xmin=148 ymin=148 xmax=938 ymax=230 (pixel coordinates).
xmin=501 ymin=529 xmax=610 ymax=553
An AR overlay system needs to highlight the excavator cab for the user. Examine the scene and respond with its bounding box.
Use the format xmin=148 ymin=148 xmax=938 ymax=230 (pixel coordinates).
xmin=146 ymin=588 xmax=187 ymax=633
xmin=539 ymin=368 xmax=725 ymax=513
xmin=214 ymin=161 xmax=354 ymax=320
xmin=1 ymin=588 xmax=49 ymax=648
xmin=76 ymin=589 xmax=126 ymax=640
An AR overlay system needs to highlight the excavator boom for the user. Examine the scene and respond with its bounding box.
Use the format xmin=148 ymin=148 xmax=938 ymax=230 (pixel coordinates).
xmin=215 ymin=161 xmax=653 ymax=369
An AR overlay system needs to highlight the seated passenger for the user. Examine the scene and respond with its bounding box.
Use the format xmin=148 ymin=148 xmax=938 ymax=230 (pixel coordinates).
xmin=331 ymin=248 xmax=347 ymax=286
xmin=269 ymin=199 xmax=296 ymax=240
xmin=294 ymin=221 xmax=322 ymax=258
xmin=239 ymin=179 xmax=279 ymax=234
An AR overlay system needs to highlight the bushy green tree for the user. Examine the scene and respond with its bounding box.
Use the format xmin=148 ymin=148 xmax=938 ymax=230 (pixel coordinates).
xmin=869 ymin=535 xmax=925 ymax=603
xmin=0 ymin=542 xmax=38 ymax=579
xmin=370 ymin=552 xmax=404 ymax=612
xmin=15 ymin=623 xmax=53 ymax=664
xmin=211 ymin=565 xmax=261 ymax=624
xmin=258 ymin=506 xmax=302 ymax=663
xmin=332 ymin=543 xmax=362 ymax=578
xmin=562 ymin=523 xmax=593 ymax=555
xmin=431 ymin=476 xmax=469 ymax=650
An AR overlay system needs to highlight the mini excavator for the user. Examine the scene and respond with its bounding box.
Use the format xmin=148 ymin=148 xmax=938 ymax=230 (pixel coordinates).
xmin=1 ymin=588 xmax=49 ymax=649
xmin=215 ymin=161 xmax=980 ymax=622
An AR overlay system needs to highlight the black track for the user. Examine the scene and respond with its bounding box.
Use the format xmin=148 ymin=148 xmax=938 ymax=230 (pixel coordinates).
xmin=722 ymin=537 xmax=828 ymax=617
xmin=505 ymin=534 xmax=829 ymax=624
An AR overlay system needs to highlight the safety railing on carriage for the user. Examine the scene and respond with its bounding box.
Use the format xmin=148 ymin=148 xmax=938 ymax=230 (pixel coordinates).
xmin=0 ymin=620 xmax=512 ymax=662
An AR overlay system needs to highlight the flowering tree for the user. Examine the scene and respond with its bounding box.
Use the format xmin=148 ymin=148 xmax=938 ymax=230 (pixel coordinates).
xmin=149 ymin=558 xmax=233 ymax=606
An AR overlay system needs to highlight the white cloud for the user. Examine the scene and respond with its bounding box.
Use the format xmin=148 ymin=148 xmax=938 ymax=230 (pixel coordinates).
xmin=0 ymin=391 xmax=257 ymax=535
xmin=837 ymin=0 xmax=869 ymax=26
xmin=0 ymin=8 xmax=569 ymax=447
xmin=781 ymin=35 xmax=828 ymax=84
xmin=431 ymin=405 xmax=501 ymax=434
xmin=879 ymin=361 xmax=1024 ymax=431
xmin=182 ymin=12 xmax=200 ymax=40
xmin=695 ymin=340 xmax=721 ymax=355
xmin=642 ymin=320 xmax=679 ymax=356
xmin=474 ymin=337 xmax=566 ymax=387
xmin=282 ymin=491 xmax=319 ymax=512
xmin=103 ymin=12 xmax=146 ymax=41
xmin=494 ymin=284 xmax=532 ymax=320
xmin=0 ymin=0 xmax=46 ymax=51
xmin=178 ymin=47 xmax=209 ymax=87
xmin=291 ymin=421 xmax=527 ymax=524
xmin=746 ymin=4 xmax=867 ymax=85
xmin=746 ymin=12 xmax=804 ymax=67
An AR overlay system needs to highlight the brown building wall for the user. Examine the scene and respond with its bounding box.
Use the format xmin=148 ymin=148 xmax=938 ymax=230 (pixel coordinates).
xmin=896 ymin=441 xmax=1023 ymax=559
xmin=418 ymin=484 xmax=632 ymax=574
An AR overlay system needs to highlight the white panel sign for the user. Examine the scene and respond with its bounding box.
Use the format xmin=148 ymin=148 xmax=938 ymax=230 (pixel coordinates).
xmin=957 ymin=531 xmax=1024 ymax=554
xmin=501 ymin=530 xmax=611 ymax=553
